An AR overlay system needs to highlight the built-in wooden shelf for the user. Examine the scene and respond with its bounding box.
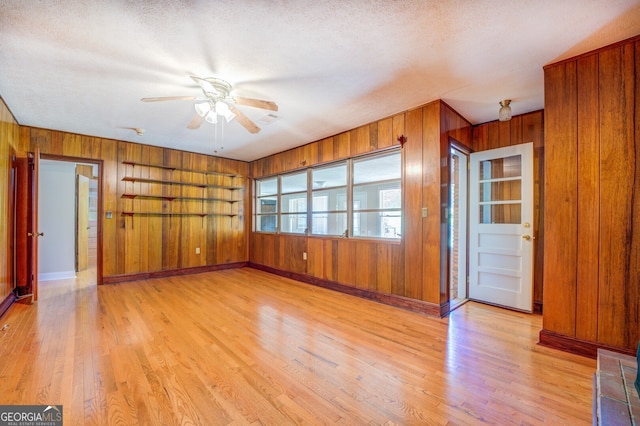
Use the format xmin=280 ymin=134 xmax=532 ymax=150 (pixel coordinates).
xmin=122 ymin=160 xmax=239 ymax=178
xmin=121 ymin=211 xmax=238 ymax=218
xmin=121 ymin=193 xmax=240 ymax=203
xmin=120 ymin=162 xmax=243 ymax=227
xmin=121 ymin=176 xmax=242 ymax=190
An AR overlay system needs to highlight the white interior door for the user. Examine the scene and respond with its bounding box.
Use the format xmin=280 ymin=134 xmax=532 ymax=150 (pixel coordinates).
xmin=76 ymin=174 xmax=89 ymax=272
xmin=469 ymin=143 xmax=534 ymax=312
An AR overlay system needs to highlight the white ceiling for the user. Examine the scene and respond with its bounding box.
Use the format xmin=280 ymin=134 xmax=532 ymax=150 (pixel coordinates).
xmin=1 ymin=1 xmax=639 ymax=162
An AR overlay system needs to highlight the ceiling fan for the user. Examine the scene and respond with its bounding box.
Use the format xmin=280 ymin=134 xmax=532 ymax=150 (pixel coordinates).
xmin=141 ymin=76 xmax=278 ymax=134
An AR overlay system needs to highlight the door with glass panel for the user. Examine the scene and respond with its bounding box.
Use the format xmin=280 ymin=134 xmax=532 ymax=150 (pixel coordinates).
xmin=469 ymin=143 xmax=534 ymax=312
xmin=449 ymin=146 xmax=468 ymax=308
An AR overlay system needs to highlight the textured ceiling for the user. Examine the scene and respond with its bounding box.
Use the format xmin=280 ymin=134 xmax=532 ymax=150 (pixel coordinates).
xmin=1 ymin=1 xmax=639 ymax=162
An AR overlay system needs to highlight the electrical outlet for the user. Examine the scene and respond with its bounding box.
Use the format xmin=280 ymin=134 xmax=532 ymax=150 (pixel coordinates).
xmin=303 ymin=252 xmax=307 ymax=260
xmin=421 ymin=207 xmax=428 ymax=218
xmin=195 ymin=247 xmax=200 ymax=254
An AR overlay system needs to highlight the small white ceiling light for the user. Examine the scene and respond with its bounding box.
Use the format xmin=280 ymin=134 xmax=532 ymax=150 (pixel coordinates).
xmin=215 ymin=101 xmax=236 ymax=123
xmin=195 ymin=100 xmax=236 ymax=124
xmin=194 ymin=101 xmax=211 ymax=117
xmin=499 ymin=99 xmax=512 ymax=121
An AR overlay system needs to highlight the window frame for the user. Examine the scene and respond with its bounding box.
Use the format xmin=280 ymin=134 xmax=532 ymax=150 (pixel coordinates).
xmin=253 ymin=148 xmax=402 ymax=241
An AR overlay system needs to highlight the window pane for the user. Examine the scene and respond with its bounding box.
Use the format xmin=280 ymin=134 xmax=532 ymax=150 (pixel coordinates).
xmin=256 ymin=215 xmax=277 ymax=232
xmin=353 ymin=152 xmax=401 ymax=184
xmin=312 ymin=188 xmax=347 ymax=211
xmin=256 ymin=196 xmax=277 ymax=213
xmin=281 ymin=172 xmax=307 ymax=193
xmin=281 ymin=193 xmax=307 ymax=213
xmin=353 ymin=182 xmax=401 ymax=210
xmin=312 ymin=163 xmax=346 ymax=189
xmin=479 ymin=180 xmax=521 ymax=202
xmin=479 ymin=204 xmax=521 ymax=224
xmin=479 ymin=155 xmax=521 ymax=179
xmin=311 ymin=212 xmax=347 ymax=236
xmin=352 ymin=211 xmax=401 ymax=238
xmin=281 ymin=213 xmax=307 ymax=234
xmin=312 ymin=195 xmax=328 ymax=211
xmin=257 ymin=177 xmax=277 ymax=196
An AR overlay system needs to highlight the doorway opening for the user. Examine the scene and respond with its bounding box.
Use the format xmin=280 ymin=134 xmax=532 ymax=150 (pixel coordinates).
xmin=449 ymin=145 xmax=469 ymax=311
xmin=38 ymin=156 xmax=102 ymax=291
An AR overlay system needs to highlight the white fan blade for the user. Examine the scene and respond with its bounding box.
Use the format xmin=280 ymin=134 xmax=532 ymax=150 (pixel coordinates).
xmin=234 ymin=97 xmax=278 ymax=111
xmin=187 ymin=113 xmax=206 ymax=129
xmin=228 ymin=105 xmax=260 ymax=134
xmin=141 ymin=96 xmax=199 ymax=102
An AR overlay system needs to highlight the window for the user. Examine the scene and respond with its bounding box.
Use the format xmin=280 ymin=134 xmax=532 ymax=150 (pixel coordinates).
xmin=280 ymin=171 xmax=307 ymax=234
xmin=312 ymin=162 xmax=347 ymax=236
xmin=254 ymin=149 xmax=401 ymax=239
xmin=255 ymin=177 xmax=277 ymax=232
xmin=352 ymin=152 xmax=402 ymax=238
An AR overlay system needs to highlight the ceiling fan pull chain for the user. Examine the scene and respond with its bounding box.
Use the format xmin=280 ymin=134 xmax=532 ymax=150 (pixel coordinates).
xmin=220 ymin=120 xmax=225 ymax=151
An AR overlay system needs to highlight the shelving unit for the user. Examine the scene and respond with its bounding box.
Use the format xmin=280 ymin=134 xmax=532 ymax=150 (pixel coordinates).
xmin=121 ymin=176 xmax=242 ymax=190
xmin=121 ymin=193 xmax=240 ymax=203
xmin=119 ymin=161 xmax=244 ymax=220
xmin=121 ymin=160 xmax=239 ymax=178
xmin=121 ymin=212 xmax=237 ymax=218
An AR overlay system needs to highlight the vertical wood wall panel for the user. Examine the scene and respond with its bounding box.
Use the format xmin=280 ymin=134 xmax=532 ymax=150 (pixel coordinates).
xmin=0 ymin=98 xmax=19 ymax=307
xmin=576 ymin=54 xmax=600 ymax=341
xmin=17 ymin=126 xmax=249 ymax=280
xmin=597 ymin=44 xmax=636 ymax=348
xmin=523 ymin=113 xmax=544 ymax=149
xmin=248 ymin=105 xmax=469 ymax=309
xmin=422 ymin=104 xmax=441 ymax=302
xmin=629 ymin=40 xmax=640 ymax=350
xmin=403 ymin=107 xmax=424 ymax=300
xmin=147 ymin=146 xmax=164 ymax=272
xmin=319 ymin=137 xmax=335 ymax=164
xmin=543 ymin=62 xmax=579 ymax=336
xmin=350 ymin=124 xmax=370 ymax=156
xmin=377 ymin=117 xmax=394 ymax=150
xmin=335 ymin=132 xmax=350 ymax=159
xmin=541 ymin=35 xmax=640 ymax=353
xmin=100 ymin=138 xmax=118 ymax=276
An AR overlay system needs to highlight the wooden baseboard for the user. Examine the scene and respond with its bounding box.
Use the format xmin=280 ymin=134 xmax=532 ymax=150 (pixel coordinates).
xmin=538 ymin=329 xmax=637 ymax=359
xmin=103 ymin=262 xmax=248 ymax=284
xmin=0 ymin=292 xmax=16 ymax=319
xmin=249 ymin=263 xmax=446 ymax=317
xmin=534 ymin=301 xmax=543 ymax=314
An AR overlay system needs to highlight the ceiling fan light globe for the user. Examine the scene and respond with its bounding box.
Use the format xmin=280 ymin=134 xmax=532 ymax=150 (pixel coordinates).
xmin=215 ymin=101 xmax=236 ymax=122
xmin=194 ymin=102 xmax=211 ymax=117
xmin=204 ymin=112 xmax=218 ymax=124
xmin=223 ymin=110 xmax=236 ymax=123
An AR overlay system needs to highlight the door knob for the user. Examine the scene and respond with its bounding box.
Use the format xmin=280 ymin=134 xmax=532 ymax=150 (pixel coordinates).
xmin=27 ymin=231 xmax=44 ymax=237
xmin=522 ymin=235 xmax=532 ymax=241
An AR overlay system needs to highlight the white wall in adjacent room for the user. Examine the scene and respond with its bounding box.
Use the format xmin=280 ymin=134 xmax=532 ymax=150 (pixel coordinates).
xmin=38 ymin=160 xmax=76 ymax=280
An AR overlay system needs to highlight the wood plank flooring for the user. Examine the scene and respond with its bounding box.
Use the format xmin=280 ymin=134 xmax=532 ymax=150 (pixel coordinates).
xmin=0 ymin=268 xmax=595 ymax=425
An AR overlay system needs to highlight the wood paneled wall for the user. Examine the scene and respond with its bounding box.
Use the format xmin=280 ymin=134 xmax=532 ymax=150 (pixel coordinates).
xmin=21 ymin=127 xmax=250 ymax=281
xmin=250 ymin=101 xmax=472 ymax=313
xmin=0 ymin=98 xmax=20 ymax=314
xmin=471 ymin=110 xmax=545 ymax=308
xmin=541 ymin=35 xmax=640 ymax=355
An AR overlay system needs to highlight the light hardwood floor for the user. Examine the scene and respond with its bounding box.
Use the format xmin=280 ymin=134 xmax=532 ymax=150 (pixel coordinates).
xmin=0 ymin=268 xmax=595 ymax=425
